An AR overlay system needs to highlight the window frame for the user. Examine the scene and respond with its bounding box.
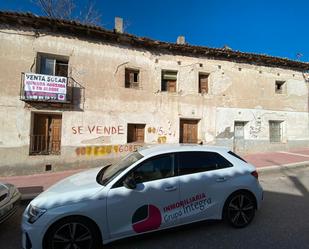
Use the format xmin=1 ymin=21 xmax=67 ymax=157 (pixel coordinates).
xmin=269 ymin=120 xmax=282 ymax=143
xmin=161 ymin=70 xmax=177 ymax=92
xmin=234 ymin=121 xmax=247 ymax=139
xmin=112 ymin=153 xmax=176 ymax=188
xmin=29 ymin=112 xmax=62 ymax=155
xmin=125 ymin=68 xmax=140 ymax=89
xmin=127 ymin=123 xmax=146 ymax=143
xmin=36 ymin=53 xmax=69 ymax=77
xmin=176 ymin=151 xmax=233 ymax=176
xmin=198 ymin=72 xmax=209 ymax=94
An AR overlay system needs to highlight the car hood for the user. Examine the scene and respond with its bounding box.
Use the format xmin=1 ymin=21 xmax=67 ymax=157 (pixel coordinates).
xmin=30 ymin=167 xmax=104 ymax=209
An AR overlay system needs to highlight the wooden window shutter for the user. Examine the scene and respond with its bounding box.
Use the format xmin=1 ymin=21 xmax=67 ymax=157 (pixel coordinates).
xmin=199 ymin=74 xmax=208 ymax=93
xmin=50 ymin=116 xmax=62 ymax=154
xmin=125 ymin=69 xmax=130 ymax=88
xmin=135 ymin=124 xmax=145 ymax=142
xmin=168 ymin=80 xmax=176 ymax=92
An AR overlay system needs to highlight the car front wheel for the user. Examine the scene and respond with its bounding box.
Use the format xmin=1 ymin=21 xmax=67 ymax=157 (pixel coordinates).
xmin=224 ymin=191 xmax=256 ymax=228
xmin=43 ymin=216 xmax=101 ymax=249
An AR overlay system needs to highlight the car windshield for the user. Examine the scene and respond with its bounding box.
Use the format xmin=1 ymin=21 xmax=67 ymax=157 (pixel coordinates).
xmin=98 ymin=151 xmax=143 ymax=186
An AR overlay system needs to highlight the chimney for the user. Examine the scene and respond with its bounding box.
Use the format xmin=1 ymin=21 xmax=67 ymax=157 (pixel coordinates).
xmin=177 ymin=36 xmax=185 ymax=45
xmin=115 ymin=17 xmax=123 ymax=33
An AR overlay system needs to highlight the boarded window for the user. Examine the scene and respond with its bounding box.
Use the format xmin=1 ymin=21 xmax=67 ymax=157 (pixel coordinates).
xmin=179 ymin=119 xmax=199 ymax=143
xmin=234 ymin=121 xmax=246 ymax=139
xmin=127 ymin=124 xmax=145 ymax=143
xmin=30 ymin=113 xmax=62 ymax=155
xmin=269 ymin=121 xmax=282 ymax=142
xmin=125 ymin=68 xmax=140 ymax=88
xmin=161 ymin=70 xmax=177 ymax=92
xmin=38 ymin=54 xmax=68 ymax=77
xmin=275 ymin=81 xmax=286 ymax=94
xmin=199 ymin=73 xmax=209 ymax=94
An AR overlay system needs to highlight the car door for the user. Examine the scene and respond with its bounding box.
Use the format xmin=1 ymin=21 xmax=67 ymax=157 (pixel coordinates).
xmin=106 ymin=153 xmax=180 ymax=239
xmin=177 ymin=151 xmax=233 ymax=224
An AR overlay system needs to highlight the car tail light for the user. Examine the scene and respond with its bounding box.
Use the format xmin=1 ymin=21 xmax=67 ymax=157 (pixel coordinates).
xmin=251 ymin=170 xmax=259 ymax=179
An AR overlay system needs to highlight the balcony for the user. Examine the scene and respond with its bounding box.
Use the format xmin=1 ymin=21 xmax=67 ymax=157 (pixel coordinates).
xmin=29 ymin=135 xmax=61 ymax=155
xmin=20 ymin=72 xmax=85 ymax=110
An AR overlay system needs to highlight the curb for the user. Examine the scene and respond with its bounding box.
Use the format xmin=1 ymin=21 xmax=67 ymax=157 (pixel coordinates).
xmin=257 ymin=161 xmax=309 ymax=174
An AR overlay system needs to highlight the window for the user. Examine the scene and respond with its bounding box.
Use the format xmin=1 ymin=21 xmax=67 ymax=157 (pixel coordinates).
xmin=269 ymin=121 xmax=282 ymax=142
xmin=234 ymin=121 xmax=246 ymax=139
xmin=127 ymin=124 xmax=145 ymax=143
xmin=199 ymin=73 xmax=209 ymax=94
xmin=125 ymin=68 xmax=140 ymax=88
xmin=178 ymin=152 xmax=233 ymax=175
xmin=100 ymin=152 xmax=144 ymax=186
xmin=37 ymin=54 xmax=68 ymax=77
xmin=133 ymin=154 xmax=174 ymax=183
xmin=30 ymin=113 xmax=62 ymax=155
xmin=161 ymin=70 xmax=177 ymax=92
xmin=275 ymin=81 xmax=286 ymax=94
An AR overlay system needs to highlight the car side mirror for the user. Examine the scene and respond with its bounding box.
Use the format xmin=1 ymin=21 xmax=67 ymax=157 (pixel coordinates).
xmin=123 ymin=176 xmax=137 ymax=189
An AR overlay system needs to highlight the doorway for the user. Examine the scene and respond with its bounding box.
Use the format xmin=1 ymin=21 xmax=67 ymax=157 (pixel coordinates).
xmin=30 ymin=113 xmax=62 ymax=155
xmin=179 ymin=119 xmax=199 ymax=143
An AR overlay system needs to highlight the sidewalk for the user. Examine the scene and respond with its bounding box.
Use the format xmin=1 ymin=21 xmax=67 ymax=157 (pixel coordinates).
xmin=0 ymin=147 xmax=309 ymax=200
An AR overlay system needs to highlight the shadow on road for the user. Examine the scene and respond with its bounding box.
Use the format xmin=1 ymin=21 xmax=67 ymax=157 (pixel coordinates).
xmin=0 ymin=184 xmax=308 ymax=249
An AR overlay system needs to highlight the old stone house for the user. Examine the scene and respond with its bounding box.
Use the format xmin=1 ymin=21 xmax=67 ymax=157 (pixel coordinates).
xmin=0 ymin=12 xmax=308 ymax=175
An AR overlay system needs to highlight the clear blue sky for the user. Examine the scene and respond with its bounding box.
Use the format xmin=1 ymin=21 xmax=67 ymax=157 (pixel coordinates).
xmin=1 ymin=0 xmax=308 ymax=62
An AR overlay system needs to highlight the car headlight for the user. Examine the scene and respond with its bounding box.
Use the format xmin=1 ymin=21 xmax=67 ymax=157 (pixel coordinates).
xmin=9 ymin=185 xmax=19 ymax=198
xmin=28 ymin=204 xmax=46 ymax=224
xmin=4 ymin=183 xmax=20 ymax=199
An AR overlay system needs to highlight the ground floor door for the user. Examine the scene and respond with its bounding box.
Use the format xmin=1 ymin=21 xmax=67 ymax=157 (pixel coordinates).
xmin=30 ymin=113 xmax=62 ymax=154
xmin=179 ymin=119 xmax=199 ymax=143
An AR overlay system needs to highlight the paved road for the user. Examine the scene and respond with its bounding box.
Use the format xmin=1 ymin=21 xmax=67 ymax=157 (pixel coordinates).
xmin=1 ymin=166 xmax=309 ymax=249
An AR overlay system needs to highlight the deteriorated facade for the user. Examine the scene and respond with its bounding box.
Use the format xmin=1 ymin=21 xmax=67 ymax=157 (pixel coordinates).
xmin=0 ymin=12 xmax=308 ymax=175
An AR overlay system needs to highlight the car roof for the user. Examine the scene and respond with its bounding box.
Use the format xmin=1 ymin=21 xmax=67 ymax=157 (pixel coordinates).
xmin=137 ymin=144 xmax=230 ymax=157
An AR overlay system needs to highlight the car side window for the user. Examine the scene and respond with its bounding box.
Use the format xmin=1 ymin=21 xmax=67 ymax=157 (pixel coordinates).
xmin=133 ymin=154 xmax=174 ymax=184
xmin=178 ymin=152 xmax=233 ymax=176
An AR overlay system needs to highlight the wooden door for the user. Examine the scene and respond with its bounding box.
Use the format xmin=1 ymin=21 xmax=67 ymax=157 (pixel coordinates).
xmin=180 ymin=119 xmax=199 ymax=143
xmin=135 ymin=124 xmax=145 ymax=142
xmin=31 ymin=114 xmax=62 ymax=154
xmin=127 ymin=124 xmax=145 ymax=143
xmin=50 ymin=115 xmax=62 ymax=154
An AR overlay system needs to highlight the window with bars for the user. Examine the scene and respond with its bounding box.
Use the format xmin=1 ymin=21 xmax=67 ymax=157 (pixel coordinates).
xmin=234 ymin=121 xmax=246 ymax=139
xmin=269 ymin=121 xmax=282 ymax=142
xmin=30 ymin=113 xmax=62 ymax=155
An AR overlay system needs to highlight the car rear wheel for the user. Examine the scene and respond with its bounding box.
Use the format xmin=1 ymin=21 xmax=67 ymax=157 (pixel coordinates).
xmin=43 ymin=216 xmax=101 ymax=249
xmin=224 ymin=191 xmax=256 ymax=228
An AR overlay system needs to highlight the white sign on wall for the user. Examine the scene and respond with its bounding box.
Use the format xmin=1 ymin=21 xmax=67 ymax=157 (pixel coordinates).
xmin=24 ymin=73 xmax=67 ymax=102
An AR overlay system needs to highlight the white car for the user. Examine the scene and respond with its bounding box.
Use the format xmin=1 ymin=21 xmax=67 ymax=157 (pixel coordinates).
xmin=0 ymin=182 xmax=21 ymax=224
xmin=22 ymin=145 xmax=263 ymax=249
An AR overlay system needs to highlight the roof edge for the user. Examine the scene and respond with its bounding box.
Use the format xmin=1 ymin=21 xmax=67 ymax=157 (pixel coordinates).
xmin=0 ymin=11 xmax=308 ymax=71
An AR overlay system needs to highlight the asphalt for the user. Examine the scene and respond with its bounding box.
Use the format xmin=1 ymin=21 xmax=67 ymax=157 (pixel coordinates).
xmin=0 ymin=147 xmax=309 ymax=200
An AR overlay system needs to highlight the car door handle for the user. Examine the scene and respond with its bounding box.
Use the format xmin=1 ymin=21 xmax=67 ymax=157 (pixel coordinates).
xmin=216 ymin=177 xmax=227 ymax=182
xmin=164 ymin=186 xmax=177 ymax=192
